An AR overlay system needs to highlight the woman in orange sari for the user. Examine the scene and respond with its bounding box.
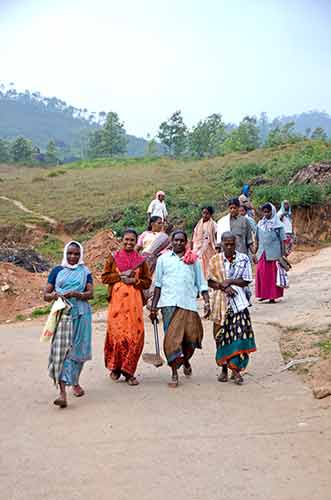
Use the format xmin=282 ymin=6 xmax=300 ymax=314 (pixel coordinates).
xmin=102 ymin=229 xmax=151 ymax=386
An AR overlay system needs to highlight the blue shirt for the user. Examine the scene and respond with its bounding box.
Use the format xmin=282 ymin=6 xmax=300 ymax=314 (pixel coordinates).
xmin=256 ymin=226 xmax=286 ymax=261
xmin=48 ymin=266 xmax=93 ymax=286
xmin=154 ymin=251 xmax=208 ymax=312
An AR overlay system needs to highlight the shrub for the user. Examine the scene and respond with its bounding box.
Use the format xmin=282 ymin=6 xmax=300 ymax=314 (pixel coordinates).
xmin=253 ymin=184 xmax=324 ymax=209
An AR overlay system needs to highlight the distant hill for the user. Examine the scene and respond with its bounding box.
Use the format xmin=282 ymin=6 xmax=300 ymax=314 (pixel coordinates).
xmin=271 ymin=111 xmax=331 ymax=137
xmin=0 ymin=86 xmax=151 ymax=157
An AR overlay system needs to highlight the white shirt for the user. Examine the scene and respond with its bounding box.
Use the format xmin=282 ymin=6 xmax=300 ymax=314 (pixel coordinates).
xmin=147 ymin=199 xmax=168 ymax=220
xmin=223 ymin=252 xmax=252 ymax=312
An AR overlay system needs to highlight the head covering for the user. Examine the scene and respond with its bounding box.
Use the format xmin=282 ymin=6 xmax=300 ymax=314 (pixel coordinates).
xmin=156 ymin=190 xmax=165 ymax=199
xmin=279 ymin=200 xmax=292 ymax=218
xmin=242 ymin=184 xmax=250 ymax=197
xmin=258 ymin=203 xmax=283 ymax=232
xmin=61 ymin=240 xmax=84 ymax=269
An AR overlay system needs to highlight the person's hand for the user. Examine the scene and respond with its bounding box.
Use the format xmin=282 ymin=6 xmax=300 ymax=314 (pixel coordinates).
xmin=221 ymin=279 xmax=232 ymax=289
xmin=225 ymin=286 xmax=237 ymax=297
xmin=149 ymin=308 xmax=158 ymax=322
xmin=121 ymin=276 xmax=136 ymax=285
xmin=120 ymin=270 xmax=135 ymax=278
xmin=52 ymin=291 xmax=60 ymax=300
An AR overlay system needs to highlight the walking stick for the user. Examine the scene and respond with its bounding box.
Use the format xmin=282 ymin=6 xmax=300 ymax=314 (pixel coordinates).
xmin=142 ymin=319 xmax=165 ymax=368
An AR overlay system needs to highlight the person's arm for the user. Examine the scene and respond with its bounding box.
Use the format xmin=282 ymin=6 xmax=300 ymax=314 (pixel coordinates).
xmin=134 ymin=261 xmax=152 ymax=290
xmin=101 ymin=255 xmax=121 ymax=285
xmin=44 ymin=267 xmax=61 ymax=302
xmin=44 ymin=283 xmax=59 ymax=302
xmin=64 ymin=282 xmax=93 ymax=300
xmin=194 ymin=261 xmax=210 ymax=317
xmin=279 ymin=227 xmax=286 ymax=256
xmin=245 ymin=218 xmax=255 ymax=254
xmin=150 ymin=258 xmax=163 ymax=320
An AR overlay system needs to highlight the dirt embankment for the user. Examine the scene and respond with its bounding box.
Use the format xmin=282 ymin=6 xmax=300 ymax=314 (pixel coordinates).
xmin=293 ymin=205 xmax=331 ymax=243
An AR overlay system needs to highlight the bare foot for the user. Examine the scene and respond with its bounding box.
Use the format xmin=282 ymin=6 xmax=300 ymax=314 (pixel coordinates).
xmin=217 ymin=371 xmax=228 ymax=382
xmin=53 ymin=394 xmax=67 ymax=408
xmin=183 ymin=363 xmax=192 ymax=377
xmin=73 ymin=385 xmax=85 ymax=397
xmin=168 ymin=374 xmax=179 ymax=388
xmin=110 ymin=371 xmax=121 ymax=381
xmin=233 ymin=372 xmax=244 ymax=385
xmin=126 ymin=376 xmax=139 ymax=386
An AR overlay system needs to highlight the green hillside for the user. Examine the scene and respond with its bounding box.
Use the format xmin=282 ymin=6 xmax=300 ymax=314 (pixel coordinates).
xmin=0 ymin=88 xmax=150 ymax=157
xmin=1 ymin=141 xmax=331 ymax=236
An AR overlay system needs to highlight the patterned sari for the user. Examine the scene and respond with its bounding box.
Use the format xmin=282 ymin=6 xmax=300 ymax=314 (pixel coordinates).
xmin=48 ymin=265 xmax=92 ymax=386
xmin=208 ymin=253 xmax=256 ymax=372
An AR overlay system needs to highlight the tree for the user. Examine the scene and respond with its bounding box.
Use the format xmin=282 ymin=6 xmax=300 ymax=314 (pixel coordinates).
xmin=237 ymin=116 xmax=260 ymax=151
xmin=258 ymin=112 xmax=269 ymax=145
xmin=87 ymin=111 xmax=127 ymax=158
xmin=10 ymin=136 xmax=33 ymax=162
xmin=266 ymin=122 xmax=302 ymax=147
xmin=311 ymin=127 xmax=327 ymax=142
xmin=0 ymin=138 xmax=10 ymax=162
xmin=46 ymin=140 xmax=58 ymax=163
xmin=145 ymin=134 xmax=158 ymax=157
xmin=158 ymin=110 xmax=187 ymax=157
xmin=189 ymin=113 xmax=226 ymax=158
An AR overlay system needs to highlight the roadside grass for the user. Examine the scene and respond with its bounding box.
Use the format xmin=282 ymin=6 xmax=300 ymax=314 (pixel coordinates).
xmin=1 ymin=141 xmax=331 ymax=232
xmin=31 ymin=305 xmax=51 ymax=318
xmin=90 ymin=284 xmax=108 ymax=309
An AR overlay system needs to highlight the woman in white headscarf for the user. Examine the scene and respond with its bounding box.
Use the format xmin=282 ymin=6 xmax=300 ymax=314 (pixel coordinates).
xmin=44 ymin=241 xmax=94 ymax=408
xmin=255 ymin=203 xmax=286 ymax=303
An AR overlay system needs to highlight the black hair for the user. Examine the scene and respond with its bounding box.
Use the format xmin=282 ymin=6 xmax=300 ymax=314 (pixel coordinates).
xmin=148 ymin=215 xmax=162 ymax=231
xmin=123 ymin=228 xmax=138 ymax=241
xmin=67 ymin=241 xmax=80 ymax=250
xmin=201 ymin=205 xmax=214 ymax=215
xmin=228 ymin=197 xmax=240 ymax=207
xmin=239 ymin=205 xmax=248 ymax=213
xmin=262 ymin=203 xmax=273 ymax=211
xmin=171 ymin=229 xmax=188 ymax=242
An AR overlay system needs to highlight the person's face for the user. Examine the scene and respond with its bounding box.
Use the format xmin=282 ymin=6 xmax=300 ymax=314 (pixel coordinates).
xmin=151 ymin=218 xmax=163 ymax=232
xmin=229 ymin=204 xmax=239 ymax=217
xmin=172 ymin=233 xmax=186 ymax=254
xmin=263 ymin=208 xmax=272 ymax=219
xmin=284 ymin=202 xmax=289 ymax=211
xmin=238 ymin=206 xmax=246 ymax=217
xmin=222 ymin=238 xmax=236 ymax=257
xmin=202 ymin=208 xmax=211 ymax=222
xmin=158 ymin=194 xmax=165 ymax=202
xmin=123 ymin=233 xmax=137 ymax=251
xmin=67 ymin=244 xmax=80 ymax=266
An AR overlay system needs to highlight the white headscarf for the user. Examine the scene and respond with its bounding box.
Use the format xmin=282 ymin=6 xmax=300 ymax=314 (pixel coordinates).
xmin=258 ymin=203 xmax=283 ymax=232
xmin=61 ymin=240 xmax=84 ymax=269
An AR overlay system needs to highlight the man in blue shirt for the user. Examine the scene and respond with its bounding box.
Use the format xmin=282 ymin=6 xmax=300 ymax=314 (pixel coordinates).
xmin=150 ymin=230 xmax=210 ymax=388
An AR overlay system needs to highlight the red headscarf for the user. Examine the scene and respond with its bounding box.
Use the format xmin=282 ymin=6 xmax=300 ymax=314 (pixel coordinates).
xmin=114 ymin=249 xmax=145 ymax=272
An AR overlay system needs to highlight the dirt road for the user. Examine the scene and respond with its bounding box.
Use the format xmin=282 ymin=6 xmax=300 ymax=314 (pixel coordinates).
xmin=1 ymin=249 xmax=331 ymax=500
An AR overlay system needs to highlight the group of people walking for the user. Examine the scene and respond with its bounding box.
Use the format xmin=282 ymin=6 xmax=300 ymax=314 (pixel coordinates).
xmin=44 ymin=187 xmax=294 ymax=408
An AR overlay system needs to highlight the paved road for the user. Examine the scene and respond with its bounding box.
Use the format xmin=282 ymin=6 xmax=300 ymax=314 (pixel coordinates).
xmin=1 ymin=250 xmax=331 ymax=500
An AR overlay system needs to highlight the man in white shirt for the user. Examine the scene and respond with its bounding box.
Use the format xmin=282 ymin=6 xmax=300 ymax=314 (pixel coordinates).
xmin=147 ymin=191 xmax=168 ymax=222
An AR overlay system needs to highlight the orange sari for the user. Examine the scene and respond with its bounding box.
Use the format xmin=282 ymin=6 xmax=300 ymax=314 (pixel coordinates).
xmin=102 ymin=253 xmax=151 ymax=377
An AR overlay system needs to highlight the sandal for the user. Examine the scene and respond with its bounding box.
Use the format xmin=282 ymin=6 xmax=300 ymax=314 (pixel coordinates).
xmin=73 ymin=385 xmax=85 ymax=397
xmin=233 ymin=372 xmax=244 ymax=385
xmin=183 ymin=364 xmax=192 ymax=377
xmin=168 ymin=374 xmax=179 ymax=388
xmin=126 ymin=376 xmax=139 ymax=386
xmin=53 ymin=397 xmax=67 ymax=408
xmin=110 ymin=371 xmax=121 ymax=381
xmin=217 ymin=372 xmax=228 ymax=382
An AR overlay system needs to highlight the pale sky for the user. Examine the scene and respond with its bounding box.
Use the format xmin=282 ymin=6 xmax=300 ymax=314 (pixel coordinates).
xmin=1 ymin=0 xmax=331 ymax=137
